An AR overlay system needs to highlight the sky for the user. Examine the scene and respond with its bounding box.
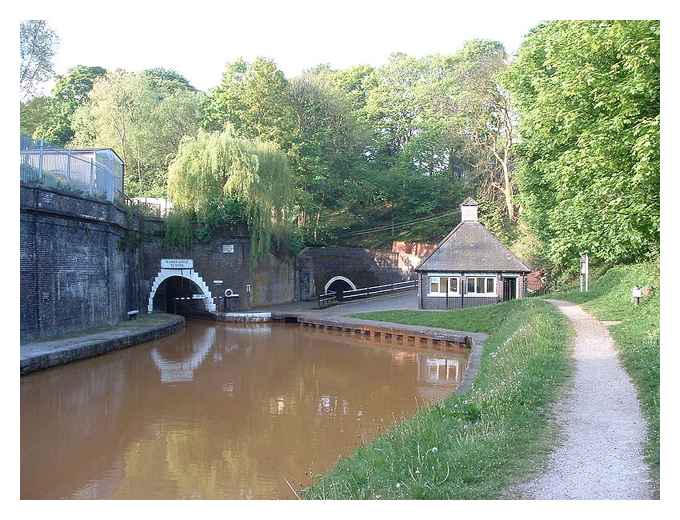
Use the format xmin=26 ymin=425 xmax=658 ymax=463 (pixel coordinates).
xmin=38 ymin=2 xmax=543 ymax=93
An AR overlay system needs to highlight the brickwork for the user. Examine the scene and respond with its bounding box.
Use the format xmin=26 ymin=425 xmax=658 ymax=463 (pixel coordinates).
xmin=296 ymin=246 xmax=407 ymax=301
xmin=142 ymin=236 xmax=295 ymax=312
xmin=20 ymin=185 xmax=144 ymax=342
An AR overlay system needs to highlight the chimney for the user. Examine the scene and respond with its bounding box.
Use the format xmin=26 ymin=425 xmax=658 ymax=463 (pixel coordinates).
xmin=461 ymin=197 xmax=478 ymax=222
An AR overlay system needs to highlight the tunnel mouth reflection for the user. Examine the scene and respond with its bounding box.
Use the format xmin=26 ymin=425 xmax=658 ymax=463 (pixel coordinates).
xmin=21 ymin=321 xmax=470 ymax=499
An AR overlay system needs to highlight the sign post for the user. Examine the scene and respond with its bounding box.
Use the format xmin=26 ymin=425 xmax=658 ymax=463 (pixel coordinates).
xmin=579 ymin=253 xmax=589 ymax=293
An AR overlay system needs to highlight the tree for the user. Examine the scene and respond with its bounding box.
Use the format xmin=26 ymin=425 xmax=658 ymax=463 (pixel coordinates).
xmin=363 ymin=53 xmax=427 ymax=162
xmin=167 ymin=128 xmax=293 ymax=259
xmin=20 ymin=96 xmax=52 ymax=137
xmin=203 ymin=58 xmax=297 ymax=150
xmin=72 ymin=71 xmax=204 ymax=197
xmin=505 ymin=20 xmax=660 ymax=271
xmin=144 ymin=68 xmax=196 ymax=94
xmin=288 ymin=69 xmax=370 ymax=240
xmin=32 ymin=65 xmax=107 ymax=145
xmin=20 ymin=20 xmax=59 ymax=99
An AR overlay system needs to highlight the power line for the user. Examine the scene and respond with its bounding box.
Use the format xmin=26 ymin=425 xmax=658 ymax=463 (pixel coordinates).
xmin=341 ymin=210 xmax=459 ymax=237
xmin=335 ymin=209 xmax=461 ymax=238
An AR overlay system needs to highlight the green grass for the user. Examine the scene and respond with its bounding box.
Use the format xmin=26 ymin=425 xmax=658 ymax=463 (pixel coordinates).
xmin=304 ymin=299 xmax=572 ymax=499
xmin=352 ymin=301 xmax=514 ymax=333
xmin=553 ymin=262 xmax=660 ymax=481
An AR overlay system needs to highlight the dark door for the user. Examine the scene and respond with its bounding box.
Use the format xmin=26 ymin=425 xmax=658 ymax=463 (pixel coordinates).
xmin=503 ymin=277 xmax=517 ymax=301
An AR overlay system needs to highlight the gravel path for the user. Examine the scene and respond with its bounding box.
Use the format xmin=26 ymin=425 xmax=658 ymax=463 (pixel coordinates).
xmin=516 ymin=299 xmax=654 ymax=500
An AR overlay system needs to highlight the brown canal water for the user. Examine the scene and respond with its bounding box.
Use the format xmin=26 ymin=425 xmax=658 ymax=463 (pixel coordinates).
xmin=21 ymin=321 xmax=469 ymax=499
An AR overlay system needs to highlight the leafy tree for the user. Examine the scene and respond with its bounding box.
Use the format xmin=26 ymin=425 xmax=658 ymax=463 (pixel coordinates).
xmin=20 ymin=96 xmax=52 ymax=137
xmin=72 ymin=71 xmax=204 ymax=197
xmin=288 ymin=69 xmax=370 ymax=240
xmin=364 ymin=53 xmax=427 ymax=161
xmin=204 ymin=58 xmax=297 ymax=150
xmin=144 ymin=67 xmax=196 ymax=94
xmin=505 ymin=20 xmax=660 ymax=271
xmin=167 ymin=128 xmax=293 ymax=259
xmin=32 ymin=65 xmax=107 ymax=145
xmin=20 ymin=20 xmax=59 ymax=99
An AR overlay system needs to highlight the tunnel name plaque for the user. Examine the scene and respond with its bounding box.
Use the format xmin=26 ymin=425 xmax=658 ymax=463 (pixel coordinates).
xmin=161 ymin=259 xmax=193 ymax=270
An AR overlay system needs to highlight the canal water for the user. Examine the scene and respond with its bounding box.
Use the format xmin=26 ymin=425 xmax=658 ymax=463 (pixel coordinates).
xmin=21 ymin=320 xmax=470 ymax=499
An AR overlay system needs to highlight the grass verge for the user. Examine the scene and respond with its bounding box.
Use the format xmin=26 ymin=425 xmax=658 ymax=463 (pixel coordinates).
xmin=303 ymin=299 xmax=571 ymax=499
xmin=553 ymin=261 xmax=660 ymax=482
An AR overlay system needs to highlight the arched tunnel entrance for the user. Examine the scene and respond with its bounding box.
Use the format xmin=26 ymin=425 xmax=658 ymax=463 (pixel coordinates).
xmin=324 ymin=276 xmax=357 ymax=301
xmin=152 ymin=276 xmax=209 ymax=317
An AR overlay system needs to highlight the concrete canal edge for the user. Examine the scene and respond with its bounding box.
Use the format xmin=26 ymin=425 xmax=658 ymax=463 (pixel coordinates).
xmin=214 ymin=309 xmax=487 ymax=394
xmin=20 ymin=313 xmax=185 ymax=376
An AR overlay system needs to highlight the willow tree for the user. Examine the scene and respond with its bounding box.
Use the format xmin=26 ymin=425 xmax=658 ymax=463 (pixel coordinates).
xmin=167 ymin=128 xmax=293 ymax=260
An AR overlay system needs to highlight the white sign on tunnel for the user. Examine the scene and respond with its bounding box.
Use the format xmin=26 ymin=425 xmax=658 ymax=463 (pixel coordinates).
xmin=161 ymin=258 xmax=193 ymax=269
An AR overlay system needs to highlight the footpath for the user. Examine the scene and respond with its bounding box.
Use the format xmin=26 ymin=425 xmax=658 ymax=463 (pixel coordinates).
xmin=514 ymin=300 xmax=654 ymax=499
xmin=20 ymin=313 xmax=184 ymax=375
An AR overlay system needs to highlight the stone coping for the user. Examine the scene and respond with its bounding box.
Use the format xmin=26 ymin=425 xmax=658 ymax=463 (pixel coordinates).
xmin=20 ymin=313 xmax=185 ymax=375
xmin=272 ymin=312 xmax=486 ymax=345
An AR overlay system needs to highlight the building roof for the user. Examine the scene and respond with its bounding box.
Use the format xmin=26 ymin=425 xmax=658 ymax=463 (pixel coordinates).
xmin=416 ymin=220 xmax=531 ymax=273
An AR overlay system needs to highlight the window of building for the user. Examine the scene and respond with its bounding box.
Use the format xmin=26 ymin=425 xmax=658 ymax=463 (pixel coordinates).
xmin=428 ymin=276 xmax=460 ymax=296
xmin=465 ymin=276 xmax=496 ymax=296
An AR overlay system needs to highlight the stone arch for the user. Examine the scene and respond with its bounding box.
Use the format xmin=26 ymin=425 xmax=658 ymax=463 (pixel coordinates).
xmin=324 ymin=275 xmax=357 ymax=294
xmin=148 ymin=268 xmax=216 ymax=313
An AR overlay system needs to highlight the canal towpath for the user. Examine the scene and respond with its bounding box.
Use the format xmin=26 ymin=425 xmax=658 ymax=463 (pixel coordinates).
xmin=21 ymin=313 xmax=184 ymax=375
xmin=512 ymin=299 xmax=654 ymax=499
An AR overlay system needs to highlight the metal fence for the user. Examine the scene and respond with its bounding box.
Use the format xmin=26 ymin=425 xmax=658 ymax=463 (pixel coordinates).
xmin=318 ymin=279 xmax=417 ymax=309
xmin=20 ymin=135 xmax=124 ymax=203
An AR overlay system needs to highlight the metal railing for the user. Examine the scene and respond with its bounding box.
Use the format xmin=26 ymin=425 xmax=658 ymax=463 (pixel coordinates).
xmin=20 ymin=135 xmax=124 ymax=203
xmin=318 ymin=279 xmax=417 ymax=309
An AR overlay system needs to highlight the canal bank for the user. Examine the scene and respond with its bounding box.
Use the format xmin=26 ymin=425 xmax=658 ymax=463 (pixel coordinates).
xmin=303 ymin=299 xmax=573 ymax=499
xmin=20 ymin=313 xmax=184 ymax=375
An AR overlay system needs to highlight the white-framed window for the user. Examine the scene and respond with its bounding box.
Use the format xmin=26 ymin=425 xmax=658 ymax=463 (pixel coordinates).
xmin=428 ymin=275 xmax=460 ymax=297
xmin=465 ymin=276 xmax=496 ymax=296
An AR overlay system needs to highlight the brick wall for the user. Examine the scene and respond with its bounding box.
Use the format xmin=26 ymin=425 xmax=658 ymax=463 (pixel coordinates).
xmin=296 ymin=246 xmax=407 ymax=300
xmin=142 ymin=235 xmax=295 ymax=311
xmin=20 ymin=185 xmax=144 ymax=342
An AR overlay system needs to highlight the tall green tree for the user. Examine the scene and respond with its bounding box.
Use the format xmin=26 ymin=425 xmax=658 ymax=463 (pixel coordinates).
xmin=32 ymin=65 xmax=107 ymax=145
xmin=505 ymin=20 xmax=660 ymax=271
xmin=72 ymin=71 xmax=204 ymax=197
xmin=20 ymin=20 xmax=59 ymax=99
xmin=204 ymin=58 xmax=297 ymax=150
xmin=288 ymin=68 xmax=370 ymax=239
xmin=20 ymin=96 xmax=51 ymax=137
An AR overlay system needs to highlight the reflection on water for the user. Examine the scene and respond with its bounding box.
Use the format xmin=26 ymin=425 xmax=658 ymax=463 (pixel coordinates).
xmin=21 ymin=321 xmax=469 ymax=499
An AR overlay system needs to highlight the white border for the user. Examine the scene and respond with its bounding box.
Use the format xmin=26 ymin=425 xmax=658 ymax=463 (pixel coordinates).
xmin=147 ymin=268 xmax=216 ymax=313
xmin=324 ymin=275 xmax=357 ymax=293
